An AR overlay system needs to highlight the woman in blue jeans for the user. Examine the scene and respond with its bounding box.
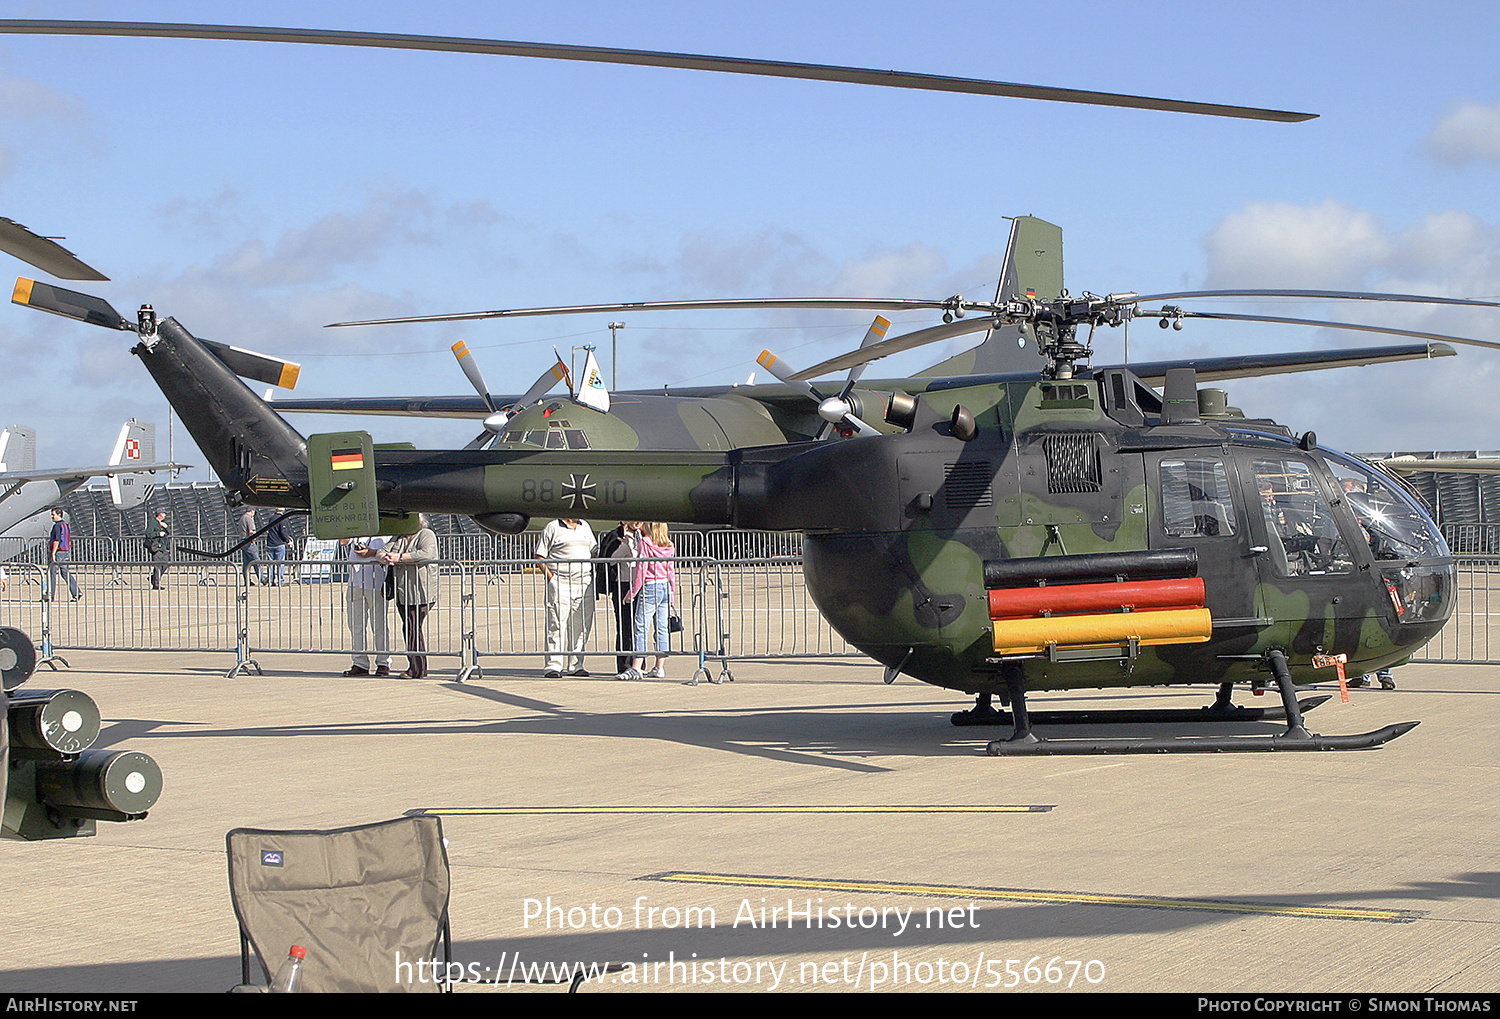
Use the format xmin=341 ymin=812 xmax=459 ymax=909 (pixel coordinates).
xmin=618 ymin=523 xmax=676 ymax=680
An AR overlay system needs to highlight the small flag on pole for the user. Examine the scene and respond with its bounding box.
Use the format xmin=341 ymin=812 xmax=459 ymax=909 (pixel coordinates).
xmin=576 ymin=349 xmax=610 ymax=413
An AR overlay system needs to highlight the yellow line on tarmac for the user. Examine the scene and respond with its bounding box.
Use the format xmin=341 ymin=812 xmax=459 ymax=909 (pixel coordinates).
xmin=648 ymin=872 xmax=1418 ymax=923
xmin=416 ymin=804 xmax=1053 ymax=815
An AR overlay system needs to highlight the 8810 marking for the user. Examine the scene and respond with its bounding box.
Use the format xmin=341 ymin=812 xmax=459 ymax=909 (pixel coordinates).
xmin=519 ymin=474 xmax=627 ymax=511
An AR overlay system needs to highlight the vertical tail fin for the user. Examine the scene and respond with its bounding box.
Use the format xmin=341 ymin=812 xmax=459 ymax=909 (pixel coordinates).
xmin=133 ymin=318 xmax=309 ymax=506
xmin=916 ymin=215 xmax=1063 ymax=377
xmin=108 ymin=419 xmax=157 ymax=510
xmin=0 ymin=425 xmax=36 ymax=472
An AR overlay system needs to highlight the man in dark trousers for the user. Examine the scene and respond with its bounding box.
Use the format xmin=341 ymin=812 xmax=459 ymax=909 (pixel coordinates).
xmin=146 ymin=509 xmax=170 ymax=590
xmin=264 ymin=511 xmax=291 ymax=586
xmin=48 ymin=508 xmax=81 ymax=602
xmin=597 ymin=521 xmax=640 ymax=674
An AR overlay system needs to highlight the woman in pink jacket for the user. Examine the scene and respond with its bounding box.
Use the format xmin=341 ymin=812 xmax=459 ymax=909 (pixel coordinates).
xmin=618 ymin=522 xmax=676 ymax=680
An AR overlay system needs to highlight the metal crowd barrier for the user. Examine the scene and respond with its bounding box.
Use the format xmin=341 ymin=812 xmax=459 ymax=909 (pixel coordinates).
xmin=1408 ymin=557 xmax=1500 ymax=665
xmin=18 ymin=553 xmax=854 ymax=680
xmin=0 ymin=562 xmax=49 ymax=663
xmin=22 ymin=551 xmax=1497 ymax=675
xmin=1441 ymin=524 xmax=1500 ymax=556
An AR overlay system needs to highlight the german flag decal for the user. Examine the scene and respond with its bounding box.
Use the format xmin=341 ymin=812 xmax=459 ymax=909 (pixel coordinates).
xmin=330 ymin=447 xmax=364 ymax=471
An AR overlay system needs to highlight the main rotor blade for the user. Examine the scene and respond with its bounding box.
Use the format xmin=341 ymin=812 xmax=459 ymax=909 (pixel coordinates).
xmin=1138 ymin=309 xmax=1500 ymax=350
xmin=1117 ymin=342 xmax=1454 ymax=384
xmin=451 ymin=340 xmax=498 ymax=414
xmin=0 ymin=219 xmax=107 ymax=281
xmin=0 ymin=21 xmax=1316 ymax=122
xmin=788 ymin=316 xmax=997 ymax=380
xmin=1135 ymin=288 xmax=1500 ymax=309
xmin=326 ymin=297 xmax=996 ymax=328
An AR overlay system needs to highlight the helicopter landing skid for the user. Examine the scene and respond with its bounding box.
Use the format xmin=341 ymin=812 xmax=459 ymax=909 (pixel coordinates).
xmin=951 ymin=691 xmax=1333 ymax=727
xmin=984 ymin=721 xmax=1419 ymax=755
xmin=980 ymin=654 xmax=1419 ymax=755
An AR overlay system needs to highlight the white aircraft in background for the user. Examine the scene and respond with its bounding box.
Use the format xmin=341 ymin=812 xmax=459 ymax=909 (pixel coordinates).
xmin=0 ymin=420 xmax=182 ymax=558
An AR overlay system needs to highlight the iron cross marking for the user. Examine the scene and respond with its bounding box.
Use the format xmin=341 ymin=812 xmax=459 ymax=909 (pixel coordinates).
xmin=561 ymin=473 xmax=597 ymax=511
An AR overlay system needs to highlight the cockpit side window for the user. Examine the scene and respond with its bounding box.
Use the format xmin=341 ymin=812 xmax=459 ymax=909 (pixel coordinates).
xmin=1159 ymin=458 xmax=1237 ymax=538
xmin=1252 ymin=456 xmax=1355 ymax=575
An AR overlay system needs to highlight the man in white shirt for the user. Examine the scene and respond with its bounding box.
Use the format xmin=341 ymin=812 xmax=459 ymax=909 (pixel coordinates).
xmin=534 ymin=518 xmax=596 ymax=677
xmin=341 ymin=535 xmax=391 ymax=676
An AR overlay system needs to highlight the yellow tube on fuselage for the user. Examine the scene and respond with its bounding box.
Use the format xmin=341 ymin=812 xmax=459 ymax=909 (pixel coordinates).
xmin=991 ymin=607 xmax=1213 ymax=654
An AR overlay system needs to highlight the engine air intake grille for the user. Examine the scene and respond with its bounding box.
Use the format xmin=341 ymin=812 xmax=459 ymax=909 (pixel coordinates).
xmin=944 ymin=461 xmax=994 ymax=510
xmin=1044 ymin=432 xmax=1102 ymax=494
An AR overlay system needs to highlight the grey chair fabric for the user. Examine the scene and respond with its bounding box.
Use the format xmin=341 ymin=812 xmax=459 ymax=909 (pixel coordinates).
xmin=226 ymin=815 xmax=451 ymax=992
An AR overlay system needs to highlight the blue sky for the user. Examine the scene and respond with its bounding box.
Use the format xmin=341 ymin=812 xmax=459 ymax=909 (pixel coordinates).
xmin=2 ymin=0 xmax=1498 ymax=475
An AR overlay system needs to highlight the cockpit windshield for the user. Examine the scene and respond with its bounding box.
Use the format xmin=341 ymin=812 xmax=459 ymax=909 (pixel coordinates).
xmin=1320 ymin=448 xmax=1449 ymax=561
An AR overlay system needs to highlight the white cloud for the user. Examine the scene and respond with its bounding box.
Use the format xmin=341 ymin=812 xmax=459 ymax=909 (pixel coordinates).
xmin=1425 ymin=100 xmax=1500 ymax=166
xmin=665 ymin=228 xmax=832 ymax=294
xmin=827 ymin=243 xmax=949 ymax=295
xmin=1193 ymin=201 xmax=1500 ymax=451
xmin=1203 ymin=200 xmax=1393 ymax=289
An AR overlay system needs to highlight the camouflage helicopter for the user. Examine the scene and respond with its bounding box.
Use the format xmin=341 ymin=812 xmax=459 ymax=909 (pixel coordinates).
xmin=15 ymin=265 xmax=1500 ymax=756
xmin=9 ymin=19 xmax=1498 ymax=755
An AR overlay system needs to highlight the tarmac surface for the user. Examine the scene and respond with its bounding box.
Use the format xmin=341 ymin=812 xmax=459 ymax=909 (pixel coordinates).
xmin=1 ymin=649 xmax=1497 ymax=994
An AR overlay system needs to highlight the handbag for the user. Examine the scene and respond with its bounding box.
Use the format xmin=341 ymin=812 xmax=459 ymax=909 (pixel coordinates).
xmin=668 ymin=612 xmax=683 ymax=634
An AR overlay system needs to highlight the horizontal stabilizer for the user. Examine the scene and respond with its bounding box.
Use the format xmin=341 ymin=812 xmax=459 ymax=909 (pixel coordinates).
xmin=1377 ymin=456 xmax=1500 ymax=475
xmin=0 ymin=461 xmax=181 ymax=484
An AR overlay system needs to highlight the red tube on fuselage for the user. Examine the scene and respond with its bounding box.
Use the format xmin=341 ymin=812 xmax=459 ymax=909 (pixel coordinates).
xmin=988 ymin=576 xmax=1205 ymax=620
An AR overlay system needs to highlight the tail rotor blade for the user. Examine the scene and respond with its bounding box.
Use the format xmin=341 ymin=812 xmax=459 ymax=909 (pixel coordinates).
xmin=12 ymin=277 xmax=127 ymax=330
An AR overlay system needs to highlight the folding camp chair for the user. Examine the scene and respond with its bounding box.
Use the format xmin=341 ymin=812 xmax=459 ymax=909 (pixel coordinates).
xmin=226 ymin=815 xmax=452 ymax=992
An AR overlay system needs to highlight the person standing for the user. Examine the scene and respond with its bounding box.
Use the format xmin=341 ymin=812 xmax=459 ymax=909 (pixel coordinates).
xmin=340 ymin=535 xmax=391 ymax=677
xmin=48 ymin=508 xmax=81 ymax=602
xmin=379 ymin=518 xmax=438 ymax=679
xmin=146 ymin=509 xmax=170 ymax=590
xmin=597 ymin=521 xmax=640 ymax=674
xmin=534 ymin=517 xmax=596 ymax=678
xmin=264 ymin=511 xmax=290 ymax=585
xmin=238 ymin=506 xmax=263 ymax=585
xmin=619 ymin=522 xmax=676 ymax=681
